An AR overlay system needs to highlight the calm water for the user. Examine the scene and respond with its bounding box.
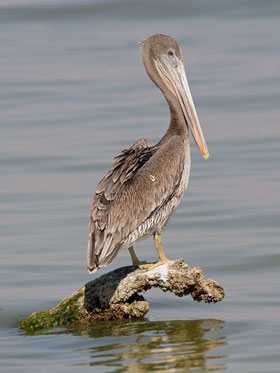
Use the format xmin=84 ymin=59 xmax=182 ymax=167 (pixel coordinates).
xmin=1 ymin=0 xmax=280 ymax=371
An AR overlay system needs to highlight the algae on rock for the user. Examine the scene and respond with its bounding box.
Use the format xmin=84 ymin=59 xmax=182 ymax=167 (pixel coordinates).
xmin=20 ymin=259 xmax=225 ymax=333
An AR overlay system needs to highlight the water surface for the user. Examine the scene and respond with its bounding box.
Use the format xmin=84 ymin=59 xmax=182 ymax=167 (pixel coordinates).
xmin=1 ymin=1 xmax=280 ymax=371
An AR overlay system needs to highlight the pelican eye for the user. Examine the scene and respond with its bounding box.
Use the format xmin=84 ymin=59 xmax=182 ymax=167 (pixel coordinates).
xmin=168 ymin=50 xmax=175 ymax=58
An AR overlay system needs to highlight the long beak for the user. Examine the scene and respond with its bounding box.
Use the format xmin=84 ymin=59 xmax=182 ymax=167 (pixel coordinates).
xmin=155 ymin=57 xmax=209 ymax=160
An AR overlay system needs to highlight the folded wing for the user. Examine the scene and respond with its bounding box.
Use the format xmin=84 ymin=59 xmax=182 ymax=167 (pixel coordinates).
xmin=87 ymin=138 xmax=155 ymax=272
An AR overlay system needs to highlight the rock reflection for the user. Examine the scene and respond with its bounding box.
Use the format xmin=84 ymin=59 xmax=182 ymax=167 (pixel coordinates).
xmin=67 ymin=319 xmax=228 ymax=371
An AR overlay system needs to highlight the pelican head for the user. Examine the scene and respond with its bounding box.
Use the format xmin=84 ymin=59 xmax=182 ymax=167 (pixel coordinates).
xmin=140 ymin=34 xmax=209 ymax=160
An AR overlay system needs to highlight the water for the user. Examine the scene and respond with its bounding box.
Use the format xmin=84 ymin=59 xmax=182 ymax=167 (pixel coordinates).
xmin=1 ymin=0 xmax=280 ymax=371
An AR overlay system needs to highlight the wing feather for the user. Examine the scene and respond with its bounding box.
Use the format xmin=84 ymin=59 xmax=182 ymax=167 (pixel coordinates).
xmin=87 ymin=138 xmax=154 ymax=272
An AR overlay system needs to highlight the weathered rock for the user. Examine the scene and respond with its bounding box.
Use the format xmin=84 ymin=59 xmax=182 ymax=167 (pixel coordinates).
xmin=20 ymin=259 xmax=224 ymax=332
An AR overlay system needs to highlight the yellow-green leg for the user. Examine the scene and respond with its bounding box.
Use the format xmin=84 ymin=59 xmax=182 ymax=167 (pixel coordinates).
xmin=139 ymin=233 xmax=173 ymax=270
xmin=154 ymin=233 xmax=170 ymax=263
xmin=128 ymin=246 xmax=147 ymax=266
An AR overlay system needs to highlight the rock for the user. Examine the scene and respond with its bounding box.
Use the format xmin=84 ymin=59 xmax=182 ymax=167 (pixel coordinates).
xmin=20 ymin=259 xmax=225 ymax=332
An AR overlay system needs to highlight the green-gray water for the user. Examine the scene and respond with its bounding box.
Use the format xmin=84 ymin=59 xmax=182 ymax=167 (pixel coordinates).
xmin=1 ymin=1 xmax=280 ymax=371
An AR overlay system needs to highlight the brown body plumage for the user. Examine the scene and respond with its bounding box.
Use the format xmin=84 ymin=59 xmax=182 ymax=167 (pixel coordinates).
xmin=87 ymin=34 xmax=209 ymax=273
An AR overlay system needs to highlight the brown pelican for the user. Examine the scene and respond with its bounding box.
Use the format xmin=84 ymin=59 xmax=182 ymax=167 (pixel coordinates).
xmin=87 ymin=34 xmax=208 ymax=273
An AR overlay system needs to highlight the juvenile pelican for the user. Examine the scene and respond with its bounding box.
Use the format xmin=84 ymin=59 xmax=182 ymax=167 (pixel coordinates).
xmin=87 ymin=34 xmax=208 ymax=273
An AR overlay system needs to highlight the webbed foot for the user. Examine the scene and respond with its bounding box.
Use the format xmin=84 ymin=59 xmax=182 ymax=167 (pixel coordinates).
xmin=139 ymin=258 xmax=173 ymax=270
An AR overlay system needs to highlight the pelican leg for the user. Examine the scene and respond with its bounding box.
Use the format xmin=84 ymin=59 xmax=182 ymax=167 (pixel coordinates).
xmin=139 ymin=233 xmax=172 ymax=269
xmin=128 ymin=246 xmax=147 ymax=267
xmin=154 ymin=233 xmax=171 ymax=263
